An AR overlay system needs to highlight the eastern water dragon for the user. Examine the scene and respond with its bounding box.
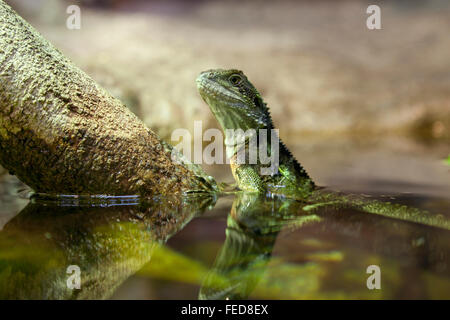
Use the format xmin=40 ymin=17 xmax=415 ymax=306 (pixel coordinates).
xmin=196 ymin=69 xmax=449 ymax=230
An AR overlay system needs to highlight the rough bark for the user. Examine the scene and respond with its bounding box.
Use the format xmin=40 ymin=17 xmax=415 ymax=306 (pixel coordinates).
xmin=0 ymin=1 xmax=216 ymax=196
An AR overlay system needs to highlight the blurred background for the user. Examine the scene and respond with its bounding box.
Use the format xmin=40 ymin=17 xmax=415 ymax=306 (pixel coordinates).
xmin=1 ymin=0 xmax=449 ymax=300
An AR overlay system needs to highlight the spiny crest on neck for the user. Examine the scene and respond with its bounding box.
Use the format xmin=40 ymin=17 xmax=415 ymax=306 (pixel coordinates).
xmin=278 ymin=139 xmax=314 ymax=183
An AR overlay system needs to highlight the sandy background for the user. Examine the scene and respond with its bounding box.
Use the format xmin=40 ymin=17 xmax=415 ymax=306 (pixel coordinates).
xmin=9 ymin=0 xmax=450 ymax=139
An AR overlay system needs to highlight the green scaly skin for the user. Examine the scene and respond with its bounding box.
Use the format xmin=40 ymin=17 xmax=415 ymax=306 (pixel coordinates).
xmin=196 ymin=69 xmax=450 ymax=230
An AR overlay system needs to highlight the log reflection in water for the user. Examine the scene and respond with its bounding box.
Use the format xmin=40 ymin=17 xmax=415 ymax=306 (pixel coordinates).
xmin=0 ymin=195 xmax=215 ymax=299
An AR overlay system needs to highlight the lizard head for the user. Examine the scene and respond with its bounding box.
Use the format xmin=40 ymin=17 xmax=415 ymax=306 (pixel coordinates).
xmin=196 ymin=69 xmax=273 ymax=132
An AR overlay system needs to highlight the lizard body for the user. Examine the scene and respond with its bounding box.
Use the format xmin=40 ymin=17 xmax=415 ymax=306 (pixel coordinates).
xmin=197 ymin=69 xmax=449 ymax=230
xmin=197 ymin=69 xmax=314 ymax=197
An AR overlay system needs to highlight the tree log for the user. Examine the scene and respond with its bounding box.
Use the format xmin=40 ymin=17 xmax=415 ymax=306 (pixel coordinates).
xmin=0 ymin=1 xmax=216 ymax=196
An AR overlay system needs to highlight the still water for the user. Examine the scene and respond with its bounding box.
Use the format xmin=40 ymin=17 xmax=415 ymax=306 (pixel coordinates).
xmin=0 ymin=138 xmax=449 ymax=299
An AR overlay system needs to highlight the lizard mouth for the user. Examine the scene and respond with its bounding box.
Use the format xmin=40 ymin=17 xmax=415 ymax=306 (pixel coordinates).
xmin=196 ymin=74 xmax=245 ymax=104
xmin=196 ymin=71 xmax=257 ymax=132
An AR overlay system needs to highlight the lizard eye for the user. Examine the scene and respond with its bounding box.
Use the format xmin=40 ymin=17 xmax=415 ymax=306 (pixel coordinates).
xmin=229 ymin=74 xmax=242 ymax=86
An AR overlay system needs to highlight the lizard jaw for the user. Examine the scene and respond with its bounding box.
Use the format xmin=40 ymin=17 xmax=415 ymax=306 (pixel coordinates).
xmin=196 ymin=73 xmax=245 ymax=104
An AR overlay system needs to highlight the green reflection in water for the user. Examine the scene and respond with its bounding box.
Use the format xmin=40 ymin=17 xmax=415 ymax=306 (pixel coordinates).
xmin=0 ymin=194 xmax=215 ymax=299
xmin=199 ymin=193 xmax=321 ymax=299
xmin=198 ymin=193 xmax=450 ymax=299
xmin=0 ymin=192 xmax=449 ymax=299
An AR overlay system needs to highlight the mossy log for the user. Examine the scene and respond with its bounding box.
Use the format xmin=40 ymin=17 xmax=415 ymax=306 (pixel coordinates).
xmin=0 ymin=1 xmax=216 ymax=196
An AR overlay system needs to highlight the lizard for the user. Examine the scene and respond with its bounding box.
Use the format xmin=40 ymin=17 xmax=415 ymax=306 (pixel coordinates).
xmin=196 ymin=68 xmax=450 ymax=230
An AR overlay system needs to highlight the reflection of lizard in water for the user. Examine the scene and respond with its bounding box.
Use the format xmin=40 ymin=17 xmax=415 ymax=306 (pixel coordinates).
xmin=199 ymin=193 xmax=320 ymax=300
xmin=199 ymin=193 xmax=450 ymax=300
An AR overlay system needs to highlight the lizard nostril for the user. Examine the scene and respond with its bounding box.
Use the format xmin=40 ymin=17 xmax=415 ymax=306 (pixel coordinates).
xmin=200 ymin=70 xmax=215 ymax=80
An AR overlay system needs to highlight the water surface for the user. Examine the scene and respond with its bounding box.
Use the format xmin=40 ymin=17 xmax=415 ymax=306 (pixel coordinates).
xmin=0 ymin=139 xmax=449 ymax=299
